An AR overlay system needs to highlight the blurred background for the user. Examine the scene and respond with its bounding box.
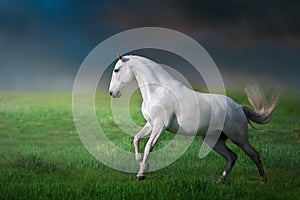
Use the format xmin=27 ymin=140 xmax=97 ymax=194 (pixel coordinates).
xmin=1 ymin=0 xmax=299 ymax=91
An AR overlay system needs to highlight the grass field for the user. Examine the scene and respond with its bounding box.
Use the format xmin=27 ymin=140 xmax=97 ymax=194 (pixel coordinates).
xmin=0 ymin=89 xmax=299 ymax=200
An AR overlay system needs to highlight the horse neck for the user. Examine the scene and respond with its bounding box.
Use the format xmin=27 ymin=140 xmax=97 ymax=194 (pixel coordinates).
xmin=130 ymin=59 xmax=181 ymax=100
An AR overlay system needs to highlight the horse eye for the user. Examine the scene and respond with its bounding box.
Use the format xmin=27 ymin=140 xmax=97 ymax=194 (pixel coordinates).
xmin=114 ymin=68 xmax=120 ymax=73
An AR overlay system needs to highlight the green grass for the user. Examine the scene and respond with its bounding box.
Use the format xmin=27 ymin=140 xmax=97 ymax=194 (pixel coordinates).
xmin=0 ymin=89 xmax=299 ymax=200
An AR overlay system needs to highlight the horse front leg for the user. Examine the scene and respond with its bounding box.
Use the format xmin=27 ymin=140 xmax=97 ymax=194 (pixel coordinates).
xmin=136 ymin=121 xmax=165 ymax=181
xmin=134 ymin=123 xmax=152 ymax=163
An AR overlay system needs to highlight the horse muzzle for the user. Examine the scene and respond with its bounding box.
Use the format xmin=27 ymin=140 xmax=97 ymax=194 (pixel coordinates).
xmin=109 ymin=90 xmax=121 ymax=98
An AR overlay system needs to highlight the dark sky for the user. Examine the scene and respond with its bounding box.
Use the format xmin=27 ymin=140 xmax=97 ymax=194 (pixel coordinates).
xmin=0 ymin=0 xmax=299 ymax=91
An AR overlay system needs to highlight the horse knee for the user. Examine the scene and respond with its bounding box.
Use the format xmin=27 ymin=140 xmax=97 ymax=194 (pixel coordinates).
xmin=133 ymin=136 xmax=139 ymax=146
xmin=231 ymin=153 xmax=238 ymax=165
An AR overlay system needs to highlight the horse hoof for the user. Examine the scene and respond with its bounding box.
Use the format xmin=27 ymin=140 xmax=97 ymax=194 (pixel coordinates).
xmin=136 ymin=176 xmax=145 ymax=181
xmin=261 ymin=176 xmax=267 ymax=184
xmin=216 ymin=176 xmax=226 ymax=184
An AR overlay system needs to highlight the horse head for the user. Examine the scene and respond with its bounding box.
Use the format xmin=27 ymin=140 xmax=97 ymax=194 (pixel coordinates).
xmin=109 ymin=55 xmax=133 ymax=98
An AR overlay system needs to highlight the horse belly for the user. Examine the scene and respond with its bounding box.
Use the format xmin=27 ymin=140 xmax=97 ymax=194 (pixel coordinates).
xmin=167 ymin=115 xmax=208 ymax=136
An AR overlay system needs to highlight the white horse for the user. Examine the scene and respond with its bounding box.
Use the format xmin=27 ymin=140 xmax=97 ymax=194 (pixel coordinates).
xmin=109 ymin=55 xmax=280 ymax=183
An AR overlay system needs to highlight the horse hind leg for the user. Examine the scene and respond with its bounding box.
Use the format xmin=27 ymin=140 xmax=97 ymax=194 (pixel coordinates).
xmin=238 ymin=142 xmax=267 ymax=183
xmin=225 ymin=126 xmax=267 ymax=183
xmin=204 ymin=132 xmax=238 ymax=183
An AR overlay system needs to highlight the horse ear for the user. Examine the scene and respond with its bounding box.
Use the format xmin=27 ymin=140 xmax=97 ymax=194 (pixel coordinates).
xmin=117 ymin=54 xmax=129 ymax=62
xmin=118 ymin=54 xmax=123 ymax=61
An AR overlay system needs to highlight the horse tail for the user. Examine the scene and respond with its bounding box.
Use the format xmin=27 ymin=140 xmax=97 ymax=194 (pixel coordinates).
xmin=242 ymin=84 xmax=281 ymax=124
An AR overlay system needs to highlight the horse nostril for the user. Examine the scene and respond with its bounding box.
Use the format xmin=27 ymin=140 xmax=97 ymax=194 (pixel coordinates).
xmin=109 ymin=91 xmax=113 ymax=96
